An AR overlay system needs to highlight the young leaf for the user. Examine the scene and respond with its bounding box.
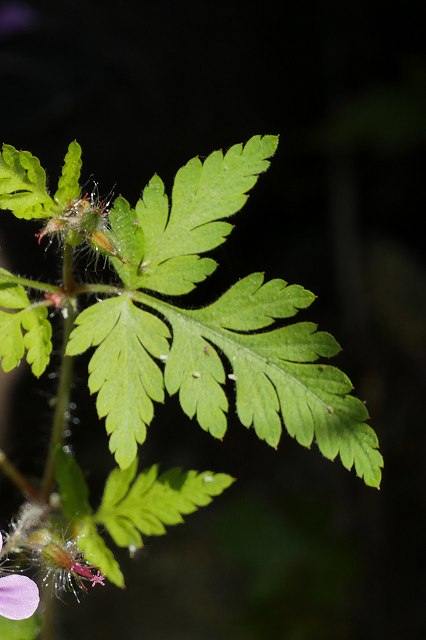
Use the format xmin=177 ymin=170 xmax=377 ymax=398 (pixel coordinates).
xmin=0 ymin=144 xmax=55 ymax=219
xmin=109 ymin=135 xmax=278 ymax=294
xmin=95 ymin=461 xmax=234 ymax=549
xmin=54 ymin=447 xmax=92 ymax=521
xmin=76 ymin=518 xmax=125 ymax=588
xmin=135 ymin=272 xmax=383 ymax=488
xmin=54 ymin=141 xmax=82 ymax=207
xmin=0 ymin=283 xmax=52 ymax=377
xmin=66 ymin=294 xmax=170 ymax=469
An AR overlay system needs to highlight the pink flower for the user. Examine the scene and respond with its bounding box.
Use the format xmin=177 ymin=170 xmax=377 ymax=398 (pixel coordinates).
xmin=0 ymin=533 xmax=40 ymax=620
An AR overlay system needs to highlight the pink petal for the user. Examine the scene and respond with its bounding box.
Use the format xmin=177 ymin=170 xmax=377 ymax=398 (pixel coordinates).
xmin=0 ymin=575 xmax=39 ymax=620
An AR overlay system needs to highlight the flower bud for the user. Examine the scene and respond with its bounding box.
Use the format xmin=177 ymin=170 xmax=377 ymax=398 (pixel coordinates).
xmin=90 ymin=230 xmax=128 ymax=264
xmin=27 ymin=527 xmax=105 ymax=600
xmin=35 ymin=218 xmax=65 ymax=244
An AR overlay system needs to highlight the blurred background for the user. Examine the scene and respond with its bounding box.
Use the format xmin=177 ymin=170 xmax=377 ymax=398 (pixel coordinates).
xmin=1 ymin=1 xmax=425 ymax=638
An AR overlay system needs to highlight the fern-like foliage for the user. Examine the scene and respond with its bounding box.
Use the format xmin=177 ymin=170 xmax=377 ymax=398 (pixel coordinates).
xmin=95 ymin=458 xmax=234 ymax=548
xmin=0 ymin=135 xmax=383 ymax=487
xmin=155 ymin=273 xmax=382 ymax=487
xmin=54 ymin=448 xmax=233 ymax=587
xmin=65 ymin=135 xmax=383 ymax=487
xmin=109 ymin=135 xmax=278 ymax=294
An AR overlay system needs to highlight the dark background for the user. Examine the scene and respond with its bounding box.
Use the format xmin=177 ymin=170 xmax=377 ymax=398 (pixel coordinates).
xmin=1 ymin=1 xmax=425 ymax=638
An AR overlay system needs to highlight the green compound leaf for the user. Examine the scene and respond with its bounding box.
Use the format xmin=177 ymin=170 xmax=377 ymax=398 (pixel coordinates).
xmin=76 ymin=518 xmax=125 ymax=588
xmin=109 ymin=135 xmax=278 ymax=295
xmin=54 ymin=141 xmax=82 ymax=207
xmin=55 ymin=446 xmax=92 ymax=521
xmin=95 ymin=459 xmax=234 ymax=548
xmin=0 ymin=282 xmax=52 ymax=377
xmin=0 ymin=614 xmax=42 ymax=640
xmin=66 ymin=294 xmax=170 ymax=469
xmin=0 ymin=144 xmax=55 ymax=219
xmin=136 ymin=272 xmax=383 ymax=488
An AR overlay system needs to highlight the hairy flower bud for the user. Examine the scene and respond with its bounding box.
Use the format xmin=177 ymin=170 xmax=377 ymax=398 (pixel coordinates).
xmin=35 ymin=217 xmax=65 ymax=244
xmin=27 ymin=528 xmax=105 ymax=601
xmin=35 ymin=188 xmax=122 ymax=261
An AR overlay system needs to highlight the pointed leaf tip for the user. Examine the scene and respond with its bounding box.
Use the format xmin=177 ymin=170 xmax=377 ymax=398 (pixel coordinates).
xmin=109 ymin=135 xmax=279 ymax=295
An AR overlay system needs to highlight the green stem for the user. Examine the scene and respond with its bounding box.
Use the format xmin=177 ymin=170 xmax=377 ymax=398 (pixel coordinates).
xmin=0 ymin=271 xmax=62 ymax=294
xmin=40 ymin=245 xmax=76 ymax=502
xmin=0 ymin=448 xmax=39 ymax=500
xmin=62 ymin=242 xmax=75 ymax=293
xmin=40 ymin=589 xmax=56 ymax=640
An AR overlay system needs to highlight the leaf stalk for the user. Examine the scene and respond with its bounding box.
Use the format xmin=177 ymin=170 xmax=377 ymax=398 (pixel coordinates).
xmin=0 ymin=448 xmax=39 ymax=500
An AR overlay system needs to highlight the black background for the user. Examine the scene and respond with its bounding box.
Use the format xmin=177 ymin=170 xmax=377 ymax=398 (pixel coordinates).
xmin=1 ymin=1 xmax=425 ymax=638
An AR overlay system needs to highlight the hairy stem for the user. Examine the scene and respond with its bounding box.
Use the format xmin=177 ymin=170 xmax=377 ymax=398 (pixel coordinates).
xmin=62 ymin=242 xmax=76 ymax=294
xmin=0 ymin=271 xmax=62 ymax=294
xmin=40 ymin=245 xmax=76 ymax=502
xmin=73 ymin=282 xmax=123 ymax=296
